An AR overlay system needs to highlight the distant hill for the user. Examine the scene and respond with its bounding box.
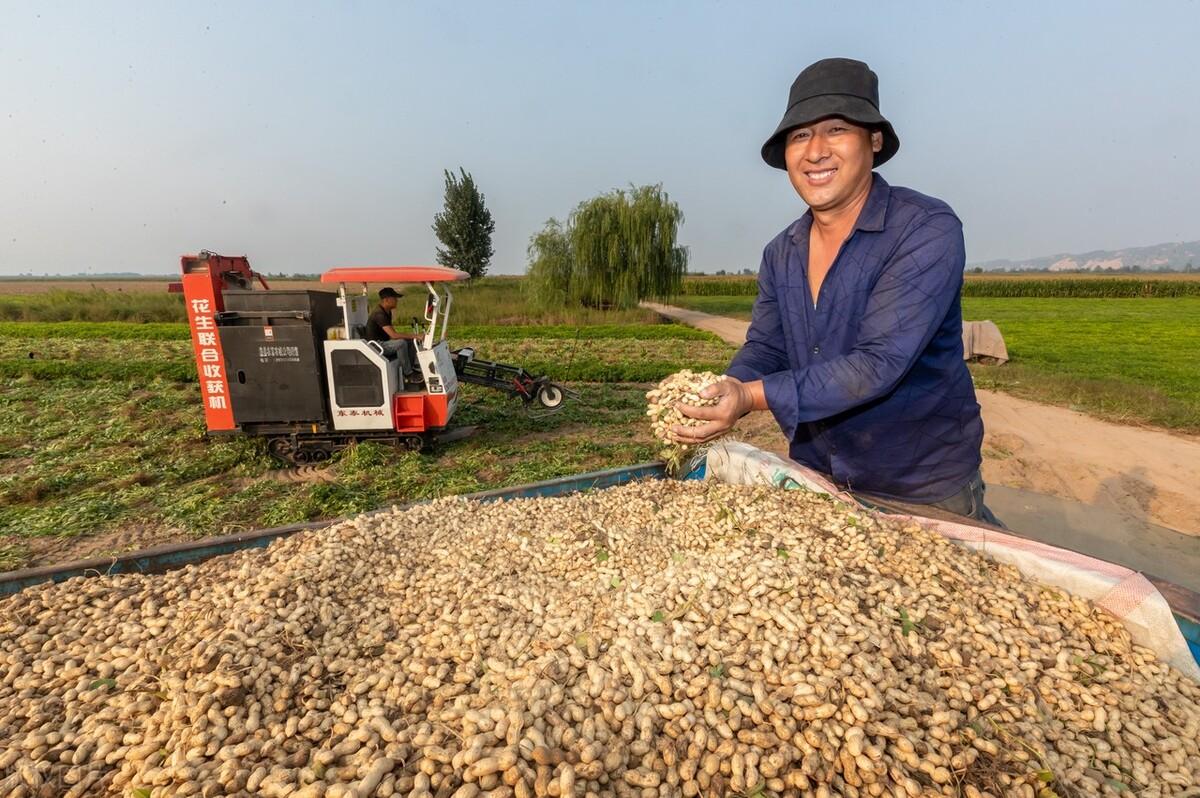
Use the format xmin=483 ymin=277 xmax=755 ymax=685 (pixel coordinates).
xmin=970 ymin=240 xmax=1200 ymax=272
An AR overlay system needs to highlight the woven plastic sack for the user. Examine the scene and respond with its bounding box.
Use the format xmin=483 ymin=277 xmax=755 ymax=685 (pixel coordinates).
xmin=962 ymin=319 xmax=1009 ymax=363
xmin=705 ymin=441 xmax=1200 ymax=680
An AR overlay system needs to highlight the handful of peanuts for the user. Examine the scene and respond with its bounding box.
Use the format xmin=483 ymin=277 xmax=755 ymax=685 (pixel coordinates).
xmin=1 ymin=481 xmax=1198 ymax=797
xmin=646 ymin=371 xmax=727 ymax=469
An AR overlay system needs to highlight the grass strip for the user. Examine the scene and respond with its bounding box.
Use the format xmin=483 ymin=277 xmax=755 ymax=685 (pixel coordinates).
xmin=0 ymin=321 xmax=718 ymax=342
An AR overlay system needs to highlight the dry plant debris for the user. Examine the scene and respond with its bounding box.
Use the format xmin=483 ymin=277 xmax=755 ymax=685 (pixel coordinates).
xmin=1 ymin=481 xmax=1198 ymax=798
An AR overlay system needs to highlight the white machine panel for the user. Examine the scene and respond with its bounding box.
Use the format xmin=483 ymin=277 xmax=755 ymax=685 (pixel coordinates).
xmin=323 ymin=340 xmax=398 ymax=431
xmin=416 ymin=341 xmax=460 ymax=420
xmin=416 ymin=342 xmax=458 ymax=394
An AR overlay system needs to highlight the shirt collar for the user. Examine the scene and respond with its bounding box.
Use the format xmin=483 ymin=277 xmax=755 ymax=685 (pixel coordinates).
xmin=855 ymin=173 xmax=890 ymax=232
xmin=789 ymin=172 xmax=891 ymax=243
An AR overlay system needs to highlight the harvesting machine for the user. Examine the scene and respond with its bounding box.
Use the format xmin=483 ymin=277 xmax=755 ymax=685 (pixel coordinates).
xmin=175 ymin=251 xmax=570 ymax=464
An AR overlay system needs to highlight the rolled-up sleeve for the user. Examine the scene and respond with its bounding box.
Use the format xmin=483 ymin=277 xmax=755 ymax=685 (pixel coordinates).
xmin=762 ymin=214 xmax=965 ymax=437
xmin=726 ymin=252 xmax=788 ymax=383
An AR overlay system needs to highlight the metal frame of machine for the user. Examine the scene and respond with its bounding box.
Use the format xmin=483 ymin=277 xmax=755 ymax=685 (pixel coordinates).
xmin=176 ymin=252 xmax=569 ymax=464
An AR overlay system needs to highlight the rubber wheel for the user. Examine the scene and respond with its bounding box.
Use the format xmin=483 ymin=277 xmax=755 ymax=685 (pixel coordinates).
xmin=311 ymin=448 xmax=330 ymax=463
xmin=537 ymin=384 xmax=565 ymax=409
xmin=403 ymin=436 xmax=425 ymax=452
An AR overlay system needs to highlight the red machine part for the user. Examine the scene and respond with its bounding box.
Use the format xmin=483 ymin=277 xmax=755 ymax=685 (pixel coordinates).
xmin=392 ymin=394 xmax=425 ymax=433
xmin=392 ymin=392 xmax=454 ymax=433
xmin=319 ymin=265 xmax=469 ymax=284
xmin=178 ymin=253 xmax=269 ymax=432
xmin=423 ymin=392 xmax=452 ymax=429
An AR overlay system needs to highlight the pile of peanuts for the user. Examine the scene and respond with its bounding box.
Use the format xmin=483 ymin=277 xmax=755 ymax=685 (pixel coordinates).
xmin=2 ymin=481 xmax=1198 ymax=798
xmin=645 ymin=371 xmax=726 ymax=468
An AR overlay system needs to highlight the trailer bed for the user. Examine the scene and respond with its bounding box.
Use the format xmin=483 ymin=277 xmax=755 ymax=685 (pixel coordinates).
xmin=2 ymin=461 xmax=1197 ymax=667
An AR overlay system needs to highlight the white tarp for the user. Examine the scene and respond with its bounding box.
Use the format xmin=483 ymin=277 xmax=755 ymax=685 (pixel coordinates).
xmin=704 ymin=441 xmax=1200 ymax=680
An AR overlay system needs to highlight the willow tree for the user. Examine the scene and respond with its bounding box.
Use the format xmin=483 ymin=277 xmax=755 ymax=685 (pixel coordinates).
xmin=525 ymin=218 xmax=573 ymax=308
xmin=568 ymin=185 xmax=687 ymax=309
xmin=525 ymin=185 xmax=687 ymax=310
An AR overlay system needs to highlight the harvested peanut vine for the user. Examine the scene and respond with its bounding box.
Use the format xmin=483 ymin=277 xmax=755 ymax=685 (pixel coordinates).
xmin=1 ymin=481 xmax=1198 ymax=797
xmin=646 ymin=370 xmax=726 ymax=473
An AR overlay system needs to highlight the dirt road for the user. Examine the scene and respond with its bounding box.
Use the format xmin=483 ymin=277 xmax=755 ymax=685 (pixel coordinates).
xmin=642 ymin=302 xmax=1200 ymax=536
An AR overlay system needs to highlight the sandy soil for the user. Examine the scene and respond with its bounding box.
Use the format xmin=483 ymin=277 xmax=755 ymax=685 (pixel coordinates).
xmin=977 ymin=394 xmax=1200 ymax=536
xmin=642 ymin=302 xmax=1200 ymax=537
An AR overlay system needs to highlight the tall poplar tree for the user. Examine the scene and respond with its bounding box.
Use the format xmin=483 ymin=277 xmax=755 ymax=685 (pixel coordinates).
xmin=432 ymin=168 xmax=495 ymax=279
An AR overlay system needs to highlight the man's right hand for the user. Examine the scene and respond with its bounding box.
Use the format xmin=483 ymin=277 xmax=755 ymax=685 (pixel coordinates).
xmin=668 ymin=377 xmax=767 ymax=445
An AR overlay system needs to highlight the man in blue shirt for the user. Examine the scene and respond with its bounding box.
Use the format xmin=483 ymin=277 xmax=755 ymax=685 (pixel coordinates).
xmin=673 ymin=58 xmax=1001 ymax=525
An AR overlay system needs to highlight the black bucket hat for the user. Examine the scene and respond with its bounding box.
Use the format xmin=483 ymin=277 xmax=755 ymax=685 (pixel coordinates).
xmin=761 ymin=58 xmax=900 ymax=170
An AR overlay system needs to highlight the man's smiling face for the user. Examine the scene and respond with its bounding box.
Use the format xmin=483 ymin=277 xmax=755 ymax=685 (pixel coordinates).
xmin=783 ymin=117 xmax=882 ymax=212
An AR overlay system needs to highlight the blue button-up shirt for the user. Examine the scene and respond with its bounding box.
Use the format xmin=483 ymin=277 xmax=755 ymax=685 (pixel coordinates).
xmin=726 ymin=174 xmax=983 ymax=503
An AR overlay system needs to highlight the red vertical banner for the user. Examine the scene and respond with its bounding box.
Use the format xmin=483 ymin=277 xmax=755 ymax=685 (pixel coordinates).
xmin=181 ymin=271 xmax=236 ymax=431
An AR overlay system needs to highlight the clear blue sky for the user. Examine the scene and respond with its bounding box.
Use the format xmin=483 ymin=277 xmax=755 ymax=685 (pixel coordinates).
xmin=2 ymin=1 xmax=1198 ymax=275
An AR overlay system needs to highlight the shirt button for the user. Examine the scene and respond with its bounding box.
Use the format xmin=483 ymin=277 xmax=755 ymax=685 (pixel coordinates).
xmin=811 ymin=345 xmax=820 ymax=355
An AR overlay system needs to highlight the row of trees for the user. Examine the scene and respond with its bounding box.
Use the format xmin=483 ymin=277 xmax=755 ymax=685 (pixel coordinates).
xmin=432 ymin=170 xmax=687 ymax=308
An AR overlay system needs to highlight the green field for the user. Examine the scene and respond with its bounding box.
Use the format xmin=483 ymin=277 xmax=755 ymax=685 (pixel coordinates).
xmin=0 ymin=324 xmax=732 ymax=384
xmin=0 ymin=375 xmax=689 ymax=571
xmin=963 ymin=298 xmax=1200 ymax=430
xmin=666 ymin=294 xmax=757 ymax=319
xmin=4 ymin=276 xmax=1198 ymax=572
xmin=665 ymin=294 xmax=1200 ymax=431
xmin=0 ymin=314 xmax=735 ymax=571
xmin=0 ymin=277 xmax=658 ymax=325
xmin=0 ymin=320 xmax=718 ymax=341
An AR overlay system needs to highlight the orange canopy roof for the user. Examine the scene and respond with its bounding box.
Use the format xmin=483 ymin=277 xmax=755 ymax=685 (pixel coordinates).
xmin=320 ymin=265 xmax=470 ymax=284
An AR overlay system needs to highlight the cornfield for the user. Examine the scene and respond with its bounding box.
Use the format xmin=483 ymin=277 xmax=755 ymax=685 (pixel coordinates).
xmin=961 ymin=279 xmax=1200 ymax=298
xmin=678 ymin=278 xmax=758 ymax=296
xmin=675 ymin=277 xmax=1200 ymax=299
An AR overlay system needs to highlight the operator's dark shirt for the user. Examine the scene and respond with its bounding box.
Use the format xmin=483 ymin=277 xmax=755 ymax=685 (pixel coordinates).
xmin=365 ymin=306 xmax=393 ymax=341
xmin=725 ymin=174 xmax=983 ymax=503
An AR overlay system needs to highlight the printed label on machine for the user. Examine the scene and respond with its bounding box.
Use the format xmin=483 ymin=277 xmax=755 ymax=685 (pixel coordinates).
xmin=258 ymin=344 xmax=301 ymax=363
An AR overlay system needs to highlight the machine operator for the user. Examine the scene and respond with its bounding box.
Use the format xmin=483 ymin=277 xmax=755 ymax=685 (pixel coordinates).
xmin=671 ymin=58 xmax=1002 ymax=526
xmin=365 ymin=287 xmax=415 ymax=379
